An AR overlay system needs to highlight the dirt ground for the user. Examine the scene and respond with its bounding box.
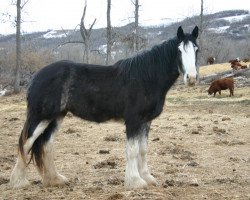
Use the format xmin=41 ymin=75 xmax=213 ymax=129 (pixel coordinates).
xmin=0 ymin=85 xmax=249 ymax=200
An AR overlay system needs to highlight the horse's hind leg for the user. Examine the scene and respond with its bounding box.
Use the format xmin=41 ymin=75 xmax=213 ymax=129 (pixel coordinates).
xmin=10 ymin=120 xmax=50 ymax=188
xmin=41 ymin=117 xmax=68 ymax=186
xmin=138 ymin=122 xmax=157 ymax=186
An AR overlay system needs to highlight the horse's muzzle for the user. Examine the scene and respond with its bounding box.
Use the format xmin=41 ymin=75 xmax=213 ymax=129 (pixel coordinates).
xmin=184 ymin=74 xmax=197 ymax=86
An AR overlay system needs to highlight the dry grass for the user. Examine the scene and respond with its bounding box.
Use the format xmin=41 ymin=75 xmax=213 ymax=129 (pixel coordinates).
xmin=0 ymin=64 xmax=250 ymax=199
xmin=199 ymin=62 xmax=250 ymax=76
xmin=200 ymin=63 xmax=231 ymax=76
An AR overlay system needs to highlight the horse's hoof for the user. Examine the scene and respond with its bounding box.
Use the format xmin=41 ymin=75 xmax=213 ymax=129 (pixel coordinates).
xmin=9 ymin=177 xmax=30 ymax=189
xmin=125 ymin=176 xmax=148 ymax=190
xmin=43 ymin=173 xmax=68 ymax=187
xmin=142 ymin=174 xmax=157 ymax=186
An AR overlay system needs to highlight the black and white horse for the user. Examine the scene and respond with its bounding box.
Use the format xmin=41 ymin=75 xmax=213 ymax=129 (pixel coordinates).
xmin=10 ymin=26 xmax=199 ymax=189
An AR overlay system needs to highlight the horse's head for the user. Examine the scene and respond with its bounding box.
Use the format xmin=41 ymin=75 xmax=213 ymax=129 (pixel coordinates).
xmin=177 ymin=26 xmax=199 ymax=86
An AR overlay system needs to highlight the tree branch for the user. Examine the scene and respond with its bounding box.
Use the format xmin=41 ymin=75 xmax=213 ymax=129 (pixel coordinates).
xmin=21 ymin=0 xmax=30 ymax=9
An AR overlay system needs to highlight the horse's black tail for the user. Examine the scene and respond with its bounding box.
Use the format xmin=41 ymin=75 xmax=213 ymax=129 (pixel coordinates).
xmin=30 ymin=120 xmax=57 ymax=171
xmin=18 ymin=110 xmax=57 ymax=171
xmin=18 ymin=110 xmax=40 ymax=167
xmin=18 ymin=114 xmax=30 ymax=166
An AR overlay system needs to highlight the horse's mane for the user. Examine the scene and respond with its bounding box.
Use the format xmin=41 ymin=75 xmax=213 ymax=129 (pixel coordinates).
xmin=114 ymin=37 xmax=179 ymax=83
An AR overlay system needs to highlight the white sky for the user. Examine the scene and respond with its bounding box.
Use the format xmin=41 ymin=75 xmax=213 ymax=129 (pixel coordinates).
xmin=0 ymin=0 xmax=249 ymax=35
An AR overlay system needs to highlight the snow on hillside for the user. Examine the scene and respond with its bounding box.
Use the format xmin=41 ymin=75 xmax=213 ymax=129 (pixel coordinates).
xmin=140 ymin=18 xmax=176 ymax=27
xmin=42 ymin=30 xmax=67 ymax=39
xmin=208 ymin=26 xmax=230 ymax=33
xmin=209 ymin=12 xmax=250 ymax=34
xmin=218 ymin=14 xmax=249 ymax=23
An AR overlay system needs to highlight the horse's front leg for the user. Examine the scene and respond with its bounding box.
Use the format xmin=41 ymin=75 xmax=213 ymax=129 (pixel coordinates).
xmin=125 ymin=123 xmax=147 ymax=189
xmin=138 ymin=122 xmax=157 ymax=186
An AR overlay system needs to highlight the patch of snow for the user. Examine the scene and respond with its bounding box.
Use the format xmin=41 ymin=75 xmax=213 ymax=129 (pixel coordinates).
xmin=43 ymin=30 xmax=67 ymax=39
xmin=148 ymin=31 xmax=163 ymax=37
xmin=99 ymin=44 xmax=107 ymax=54
xmin=140 ymin=18 xmax=175 ymax=27
xmin=243 ymin=24 xmax=250 ymax=30
xmin=218 ymin=14 xmax=249 ymax=23
xmin=0 ymin=89 xmax=7 ymax=97
xmin=208 ymin=26 xmax=230 ymax=33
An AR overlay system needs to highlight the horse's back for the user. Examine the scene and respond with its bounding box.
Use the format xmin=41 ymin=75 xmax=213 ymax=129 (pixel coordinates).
xmin=27 ymin=60 xmax=77 ymax=119
xmin=27 ymin=60 xmax=123 ymax=121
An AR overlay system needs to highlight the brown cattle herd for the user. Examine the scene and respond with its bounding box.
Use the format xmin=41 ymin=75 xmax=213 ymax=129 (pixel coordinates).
xmin=206 ymin=57 xmax=249 ymax=97
xmin=229 ymin=58 xmax=249 ymax=70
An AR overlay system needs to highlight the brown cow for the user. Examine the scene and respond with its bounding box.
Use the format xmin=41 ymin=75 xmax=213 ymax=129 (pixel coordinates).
xmin=207 ymin=57 xmax=215 ymax=65
xmin=229 ymin=57 xmax=240 ymax=63
xmin=240 ymin=65 xmax=247 ymax=69
xmin=231 ymin=61 xmax=247 ymax=70
xmin=208 ymin=77 xmax=234 ymax=97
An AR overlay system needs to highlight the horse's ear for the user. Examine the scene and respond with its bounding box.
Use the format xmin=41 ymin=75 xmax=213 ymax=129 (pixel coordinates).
xmin=192 ymin=26 xmax=199 ymax=39
xmin=177 ymin=26 xmax=184 ymax=40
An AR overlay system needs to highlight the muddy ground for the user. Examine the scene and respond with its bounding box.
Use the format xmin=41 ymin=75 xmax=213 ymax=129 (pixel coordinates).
xmin=0 ymin=85 xmax=249 ymax=200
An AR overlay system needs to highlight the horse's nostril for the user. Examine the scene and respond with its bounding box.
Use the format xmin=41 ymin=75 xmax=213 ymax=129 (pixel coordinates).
xmin=187 ymin=74 xmax=189 ymax=79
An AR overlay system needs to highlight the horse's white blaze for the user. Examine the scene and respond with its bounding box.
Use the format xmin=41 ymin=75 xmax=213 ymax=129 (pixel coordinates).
xmin=10 ymin=120 xmax=49 ymax=188
xmin=178 ymin=41 xmax=198 ymax=85
xmin=125 ymin=138 xmax=147 ymax=189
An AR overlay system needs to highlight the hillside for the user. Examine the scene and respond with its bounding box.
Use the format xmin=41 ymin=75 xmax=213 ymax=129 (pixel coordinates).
xmin=0 ymin=9 xmax=249 ymax=89
xmin=0 ymin=10 xmax=249 ymax=51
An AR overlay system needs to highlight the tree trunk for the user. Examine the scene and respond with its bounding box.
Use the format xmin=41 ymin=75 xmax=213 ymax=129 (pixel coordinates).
xmin=134 ymin=0 xmax=139 ymax=52
xmin=197 ymin=0 xmax=204 ymax=83
xmin=106 ymin=0 xmax=112 ymax=65
xmin=80 ymin=1 xmax=96 ymax=64
xmin=84 ymin=39 xmax=89 ymax=63
xmin=14 ymin=0 xmax=21 ymax=93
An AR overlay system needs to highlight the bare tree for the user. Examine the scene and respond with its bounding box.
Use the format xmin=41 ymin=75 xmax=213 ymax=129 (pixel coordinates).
xmin=132 ymin=0 xmax=140 ymax=52
xmin=120 ymin=0 xmax=146 ymax=55
xmin=199 ymin=0 xmax=204 ymax=48
xmin=197 ymin=0 xmax=204 ymax=82
xmin=80 ymin=1 xmax=96 ymax=63
xmin=58 ymin=1 xmax=96 ymax=64
xmin=106 ymin=0 xmax=112 ymax=65
xmin=14 ymin=0 xmax=29 ymax=93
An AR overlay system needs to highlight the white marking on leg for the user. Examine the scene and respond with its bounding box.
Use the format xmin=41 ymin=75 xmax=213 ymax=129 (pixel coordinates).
xmin=125 ymin=137 xmax=147 ymax=189
xmin=9 ymin=120 xmax=50 ymax=188
xmin=138 ymin=129 xmax=157 ymax=186
xmin=42 ymin=118 xmax=68 ymax=186
xmin=9 ymin=155 xmax=30 ymax=188
xmin=42 ymin=137 xmax=68 ymax=186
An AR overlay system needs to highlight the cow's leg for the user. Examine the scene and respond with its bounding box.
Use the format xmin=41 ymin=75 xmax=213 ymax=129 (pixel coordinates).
xmin=137 ymin=122 xmax=157 ymax=186
xmin=10 ymin=120 xmax=50 ymax=188
xmin=125 ymin=122 xmax=147 ymax=189
xmin=230 ymin=88 xmax=234 ymax=96
xmin=40 ymin=117 xmax=68 ymax=186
